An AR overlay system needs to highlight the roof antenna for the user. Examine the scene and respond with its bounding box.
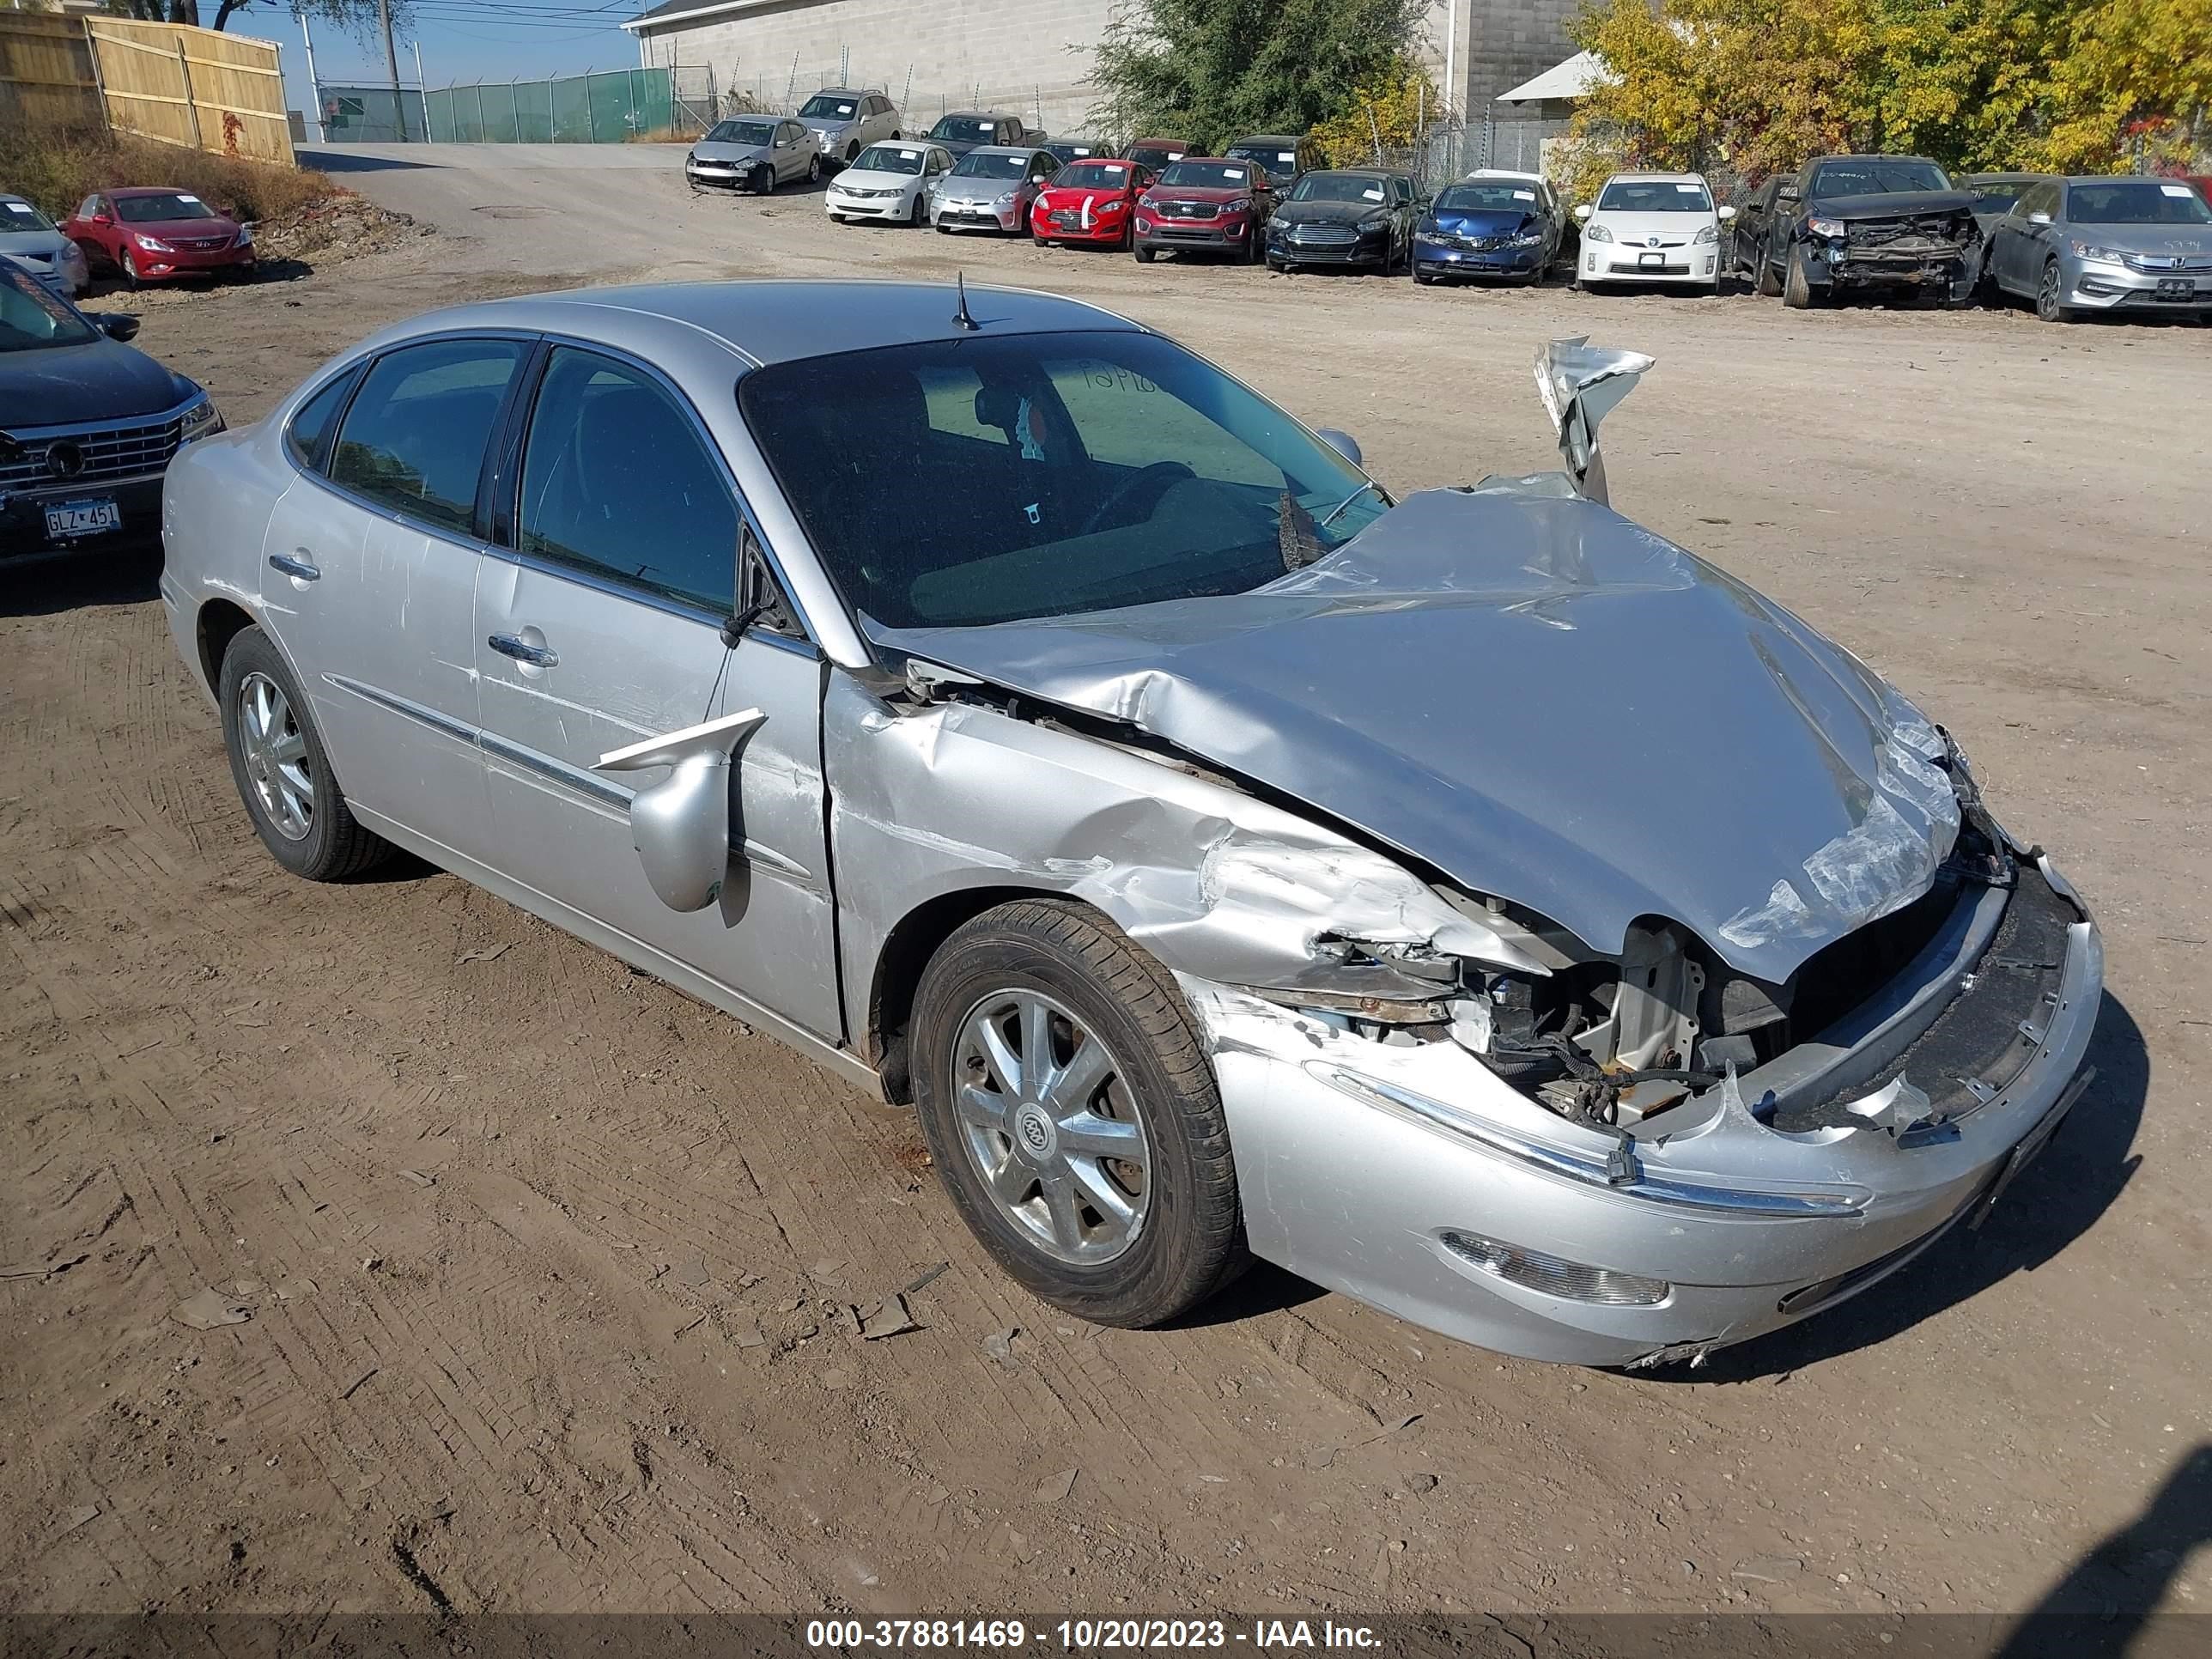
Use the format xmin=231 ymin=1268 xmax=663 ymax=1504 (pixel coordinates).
xmin=951 ymin=270 xmax=980 ymax=331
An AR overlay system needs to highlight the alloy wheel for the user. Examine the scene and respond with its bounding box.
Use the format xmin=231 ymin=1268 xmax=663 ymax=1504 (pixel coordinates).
xmin=2038 ymin=261 xmax=2068 ymax=322
xmin=236 ymin=670 xmax=313 ymax=841
xmin=951 ymin=988 xmax=1150 ymax=1266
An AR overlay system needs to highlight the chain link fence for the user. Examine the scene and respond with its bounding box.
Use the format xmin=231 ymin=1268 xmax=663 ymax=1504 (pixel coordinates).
xmin=316 ymin=65 xmax=719 ymax=144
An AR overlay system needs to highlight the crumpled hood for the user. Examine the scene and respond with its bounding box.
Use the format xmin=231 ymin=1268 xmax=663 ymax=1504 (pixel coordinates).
xmin=1812 ymin=188 xmax=1975 ymax=223
xmin=1426 ymin=208 xmax=1538 ymax=237
xmin=867 ymin=486 xmax=1962 ymax=984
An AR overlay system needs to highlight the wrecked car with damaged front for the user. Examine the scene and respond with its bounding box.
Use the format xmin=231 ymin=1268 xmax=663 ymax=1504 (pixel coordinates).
xmin=160 ymin=282 xmax=2101 ymax=1368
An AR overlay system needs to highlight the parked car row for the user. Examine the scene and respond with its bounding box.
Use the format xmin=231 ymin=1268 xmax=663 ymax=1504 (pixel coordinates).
xmin=2 ymin=186 xmax=255 ymax=295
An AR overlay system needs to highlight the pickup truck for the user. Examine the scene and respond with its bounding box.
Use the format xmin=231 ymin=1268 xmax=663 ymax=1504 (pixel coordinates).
xmin=1746 ymin=155 xmax=1982 ymax=307
xmin=921 ymin=110 xmax=1044 ymax=158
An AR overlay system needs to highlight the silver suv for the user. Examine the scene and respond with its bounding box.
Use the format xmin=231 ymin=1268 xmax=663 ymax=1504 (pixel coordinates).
xmin=797 ymin=88 xmax=902 ymax=166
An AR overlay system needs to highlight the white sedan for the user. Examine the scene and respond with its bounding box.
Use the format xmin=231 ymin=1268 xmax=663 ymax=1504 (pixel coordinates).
xmin=824 ymin=142 xmax=954 ymax=227
xmin=1572 ymin=172 xmax=1735 ymax=292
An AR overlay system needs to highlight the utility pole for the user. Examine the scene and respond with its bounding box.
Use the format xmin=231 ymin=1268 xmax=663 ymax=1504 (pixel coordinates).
xmin=378 ymin=0 xmax=407 ymax=142
xmin=295 ymin=5 xmax=323 ymax=141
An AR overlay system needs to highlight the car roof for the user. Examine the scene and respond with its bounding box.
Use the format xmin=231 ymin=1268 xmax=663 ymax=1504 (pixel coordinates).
xmin=0 ymin=193 xmax=36 ymax=207
xmin=942 ymin=109 xmax=1018 ymax=120
xmin=1810 ymin=154 xmax=1941 ymax=166
xmin=1231 ymin=135 xmax=1303 ymax=145
xmin=960 ymin=145 xmax=1041 ymax=158
xmin=375 ymin=280 xmax=1144 ymax=369
xmin=106 ymin=186 xmax=191 ymax=198
xmin=1964 ymin=171 xmax=2051 ymax=182
xmin=1464 ymin=168 xmax=1542 ymax=184
xmin=807 ymin=87 xmax=870 ymax=97
xmin=1603 ymin=170 xmax=1703 ymax=183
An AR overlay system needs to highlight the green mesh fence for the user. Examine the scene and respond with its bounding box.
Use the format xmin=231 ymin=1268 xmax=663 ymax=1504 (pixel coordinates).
xmin=410 ymin=67 xmax=683 ymax=144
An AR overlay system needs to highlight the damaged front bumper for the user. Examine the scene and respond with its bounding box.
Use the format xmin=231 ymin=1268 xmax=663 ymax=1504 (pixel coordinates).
xmin=1188 ymin=854 xmax=2101 ymax=1368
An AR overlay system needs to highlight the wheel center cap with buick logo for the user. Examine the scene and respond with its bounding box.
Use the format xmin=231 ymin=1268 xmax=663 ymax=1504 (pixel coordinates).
xmin=44 ymin=440 xmax=86 ymax=481
xmin=1013 ymin=1103 xmax=1057 ymax=1162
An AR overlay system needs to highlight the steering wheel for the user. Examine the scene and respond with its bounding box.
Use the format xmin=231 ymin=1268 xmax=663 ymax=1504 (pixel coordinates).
xmin=1079 ymin=461 xmax=1195 ymax=538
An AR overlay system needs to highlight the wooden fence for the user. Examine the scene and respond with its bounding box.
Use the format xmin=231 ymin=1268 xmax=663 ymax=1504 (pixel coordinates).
xmin=0 ymin=13 xmax=294 ymax=167
xmin=85 ymin=17 xmax=295 ymax=166
xmin=0 ymin=11 xmax=105 ymax=132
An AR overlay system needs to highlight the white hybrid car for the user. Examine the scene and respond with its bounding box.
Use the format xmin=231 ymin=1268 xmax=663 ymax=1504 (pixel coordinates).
xmin=1574 ymin=172 xmax=1735 ymax=293
xmin=824 ymin=142 xmax=954 ymax=227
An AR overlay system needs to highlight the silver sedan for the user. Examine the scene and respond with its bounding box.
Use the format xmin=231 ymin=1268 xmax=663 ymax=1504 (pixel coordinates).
xmin=160 ymin=283 xmax=2102 ymax=1367
xmin=1984 ymin=174 xmax=2212 ymax=321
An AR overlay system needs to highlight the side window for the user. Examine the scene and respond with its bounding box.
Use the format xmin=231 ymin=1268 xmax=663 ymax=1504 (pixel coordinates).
xmin=285 ymin=367 xmax=359 ymax=473
xmin=516 ymin=346 xmax=738 ymax=613
xmin=328 ymin=337 xmax=525 ymax=533
xmin=77 ymin=195 xmax=102 ymax=220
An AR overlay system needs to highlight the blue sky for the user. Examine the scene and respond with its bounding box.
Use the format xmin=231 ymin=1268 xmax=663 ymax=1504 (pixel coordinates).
xmin=227 ymin=1 xmax=647 ymax=128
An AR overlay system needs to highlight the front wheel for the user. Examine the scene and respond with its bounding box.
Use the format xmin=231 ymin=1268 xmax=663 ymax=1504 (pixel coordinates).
xmin=1034 ymin=228 xmax=1050 ymax=246
xmin=1782 ymin=244 xmax=1820 ymax=308
xmin=908 ymin=192 xmax=927 ymax=228
xmin=757 ymin=161 xmax=777 ymax=194
xmin=911 ymin=899 xmax=1247 ymax=1328
xmin=1133 ymin=244 xmax=1156 ymax=264
xmin=120 ymin=246 xmax=142 ymax=291
xmin=218 ymin=626 xmax=392 ymax=881
xmin=2036 ymin=259 xmax=2076 ymax=324
xmin=807 ymin=155 xmax=822 ymax=185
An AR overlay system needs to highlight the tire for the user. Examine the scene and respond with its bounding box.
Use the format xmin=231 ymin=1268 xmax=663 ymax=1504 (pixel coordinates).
xmin=1755 ymin=250 xmax=1784 ymax=298
xmin=807 ymin=155 xmax=822 ymax=185
xmin=1414 ymin=269 xmax=1435 ymax=285
xmin=845 ymin=142 xmax=859 ymax=162
xmin=830 ymin=212 xmax=847 ymax=224
xmin=2036 ymin=259 xmax=2075 ymax=324
xmin=217 ymin=626 xmax=392 ymax=882
xmin=1034 ymin=229 xmax=1050 ymax=246
xmin=911 ymin=898 xmax=1247 ymax=1328
xmin=1782 ymin=244 xmax=1820 ymax=308
xmin=1133 ymin=245 xmax=1156 ymax=264
xmin=908 ymin=192 xmax=927 ymax=228
xmin=120 ymin=246 xmax=141 ymax=291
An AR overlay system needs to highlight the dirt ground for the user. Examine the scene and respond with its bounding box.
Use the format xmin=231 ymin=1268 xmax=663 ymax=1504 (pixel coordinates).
xmin=4 ymin=144 xmax=2209 ymax=1626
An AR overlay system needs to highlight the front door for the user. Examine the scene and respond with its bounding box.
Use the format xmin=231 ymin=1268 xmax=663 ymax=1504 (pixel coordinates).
xmin=472 ymin=343 xmax=841 ymax=1037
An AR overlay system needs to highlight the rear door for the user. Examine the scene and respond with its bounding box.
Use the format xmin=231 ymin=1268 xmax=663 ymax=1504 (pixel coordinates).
xmin=473 ymin=340 xmax=841 ymax=1036
xmin=265 ymin=334 xmax=529 ymax=860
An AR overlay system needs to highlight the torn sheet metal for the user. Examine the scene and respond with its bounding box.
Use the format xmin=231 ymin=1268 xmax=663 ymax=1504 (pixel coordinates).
xmin=822 ymin=674 xmax=1551 ymax=1037
xmin=865 ymin=484 xmax=1961 ymax=983
xmin=1533 ymin=337 xmax=1656 ymax=505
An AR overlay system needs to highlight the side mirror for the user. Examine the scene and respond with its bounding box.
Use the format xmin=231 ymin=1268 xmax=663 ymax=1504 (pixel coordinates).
xmin=1315 ymin=428 xmax=1362 ymax=466
xmin=1717 ymin=204 xmax=1737 ymax=222
xmin=93 ymin=212 xmax=115 ymax=227
xmin=94 ymin=313 xmax=141 ymax=342
xmin=2027 ymin=210 xmax=2052 ymax=226
xmin=1572 ymin=203 xmax=1592 ymax=222
xmin=594 ymin=709 xmax=764 ymax=913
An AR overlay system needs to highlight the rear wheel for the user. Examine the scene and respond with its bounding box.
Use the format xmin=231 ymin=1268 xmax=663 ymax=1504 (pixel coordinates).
xmin=911 ymin=899 xmax=1247 ymax=1328
xmin=218 ymin=627 xmax=392 ymax=882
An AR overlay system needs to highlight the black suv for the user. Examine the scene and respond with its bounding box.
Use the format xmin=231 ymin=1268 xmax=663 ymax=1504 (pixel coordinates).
xmin=1744 ymin=155 xmax=1981 ymax=307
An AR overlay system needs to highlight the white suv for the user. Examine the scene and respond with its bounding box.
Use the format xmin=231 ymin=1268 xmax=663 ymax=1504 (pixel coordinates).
xmin=1573 ymin=172 xmax=1735 ymax=292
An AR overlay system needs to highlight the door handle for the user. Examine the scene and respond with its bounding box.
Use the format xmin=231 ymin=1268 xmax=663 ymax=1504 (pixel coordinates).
xmin=268 ymin=550 xmax=319 ymax=581
xmin=488 ymin=633 xmax=559 ymax=669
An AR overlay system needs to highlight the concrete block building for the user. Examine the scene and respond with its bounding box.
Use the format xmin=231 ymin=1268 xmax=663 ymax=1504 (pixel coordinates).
xmin=623 ymin=0 xmax=1577 ymax=163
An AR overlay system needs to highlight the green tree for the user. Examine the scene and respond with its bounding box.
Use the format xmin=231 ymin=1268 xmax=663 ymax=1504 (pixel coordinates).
xmin=1085 ymin=0 xmax=1429 ymax=151
xmin=1308 ymin=55 xmax=1444 ymax=165
xmin=2033 ymin=0 xmax=2212 ymax=170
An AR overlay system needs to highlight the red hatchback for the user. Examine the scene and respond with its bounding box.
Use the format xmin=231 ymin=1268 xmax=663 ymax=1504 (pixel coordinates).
xmin=1030 ymin=158 xmax=1153 ymax=249
xmin=64 ymin=188 xmax=255 ymax=288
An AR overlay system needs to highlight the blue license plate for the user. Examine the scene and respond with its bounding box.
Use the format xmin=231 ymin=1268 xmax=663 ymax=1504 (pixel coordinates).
xmin=44 ymin=496 xmax=120 ymax=541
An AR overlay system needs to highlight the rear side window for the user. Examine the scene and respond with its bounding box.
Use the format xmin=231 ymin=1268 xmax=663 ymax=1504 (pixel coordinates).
xmin=329 ymin=337 xmax=525 ymax=533
xmin=285 ymin=368 xmax=358 ymax=472
xmin=516 ymin=346 xmax=738 ymax=612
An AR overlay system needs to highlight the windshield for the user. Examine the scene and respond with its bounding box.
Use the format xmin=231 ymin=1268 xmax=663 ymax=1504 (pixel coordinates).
xmin=1966 ymin=182 xmax=2027 ymax=211
xmin=798 ymin=94 xmax=859 ymax=120
xmin=1598 ymin=179 xmax=1711 ymax=212
xmin=1289 ymin=173 xmax=1390 ymax=204
xmin=1055 ymin=161 xmax=1133 ymax=189
xmin=1435 ymin=182 xmax=1538 ymax=214
xmin=706 ymin=120 xmax=776 ymax=146
xmin=0 ymin=264 xmax=96 ymax=352
xmin=1158 ymin=161 xmax=1251 ymax=191
xmin=929 ymin=116 xmax=1000 ymax=143
xmin=2069 ymin=180 xmax=2212 ymax=225
xmin=1809 ymin=160 xmax=1949 ymax=197
xmin=2 ymin=199 xmax=58 ymax=234
xmin=1047 ymin=143 xmax=1098 ymax=162
xmin=1127 ymin=144 xmax=1185 ymax=167
xmin=854 ymin=144 xmax=927 ymax=175
xmin=738 ymin=329 xmax=1389 ymax=629
xmin=951 ymin=151 xmax=1029 ymax=180
xmin=1229 ymin=145 xmax=1298 ymax=172
xmin=115 ymin=192 xmax=217 ymax=223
